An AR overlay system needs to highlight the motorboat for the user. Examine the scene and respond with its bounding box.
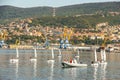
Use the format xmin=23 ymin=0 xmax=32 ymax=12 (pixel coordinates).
xmin=62 ymin=58 xmax=87 ymax=68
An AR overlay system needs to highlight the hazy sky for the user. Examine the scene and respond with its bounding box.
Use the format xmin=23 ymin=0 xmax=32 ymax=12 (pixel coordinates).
xmin=0 ymin=0 xmax=119 ymax=7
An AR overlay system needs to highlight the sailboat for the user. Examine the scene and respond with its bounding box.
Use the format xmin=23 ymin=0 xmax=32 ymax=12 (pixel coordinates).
xmin=91 ymin=48 xmax=99 ymax=66
xmin=47 ymin=48 xmax=55 ymax=63
xmin=100 ymin=49 xmax=107 ymax=65
xmin=30 ymin=48 xmax=37 ymax=62
xmin=10 ymin=48 xmax=19 ymax=63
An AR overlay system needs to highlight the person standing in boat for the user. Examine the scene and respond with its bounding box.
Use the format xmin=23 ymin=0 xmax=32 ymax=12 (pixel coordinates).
xmin=73 ymin=58 xmax=77 ymax=63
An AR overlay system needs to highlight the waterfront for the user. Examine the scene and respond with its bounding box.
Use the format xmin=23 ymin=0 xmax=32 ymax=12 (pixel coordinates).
xmin=0 ymin=49 xmax=120 ymax=80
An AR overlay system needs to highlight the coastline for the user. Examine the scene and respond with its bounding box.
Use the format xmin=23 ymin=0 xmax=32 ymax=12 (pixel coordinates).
xmin=0 ymin=44 xmax=120 ymax=53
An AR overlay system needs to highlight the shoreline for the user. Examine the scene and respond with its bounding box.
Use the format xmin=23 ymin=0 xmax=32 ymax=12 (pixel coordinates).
xmin=0 ymin=48 xmax=120 ymax=54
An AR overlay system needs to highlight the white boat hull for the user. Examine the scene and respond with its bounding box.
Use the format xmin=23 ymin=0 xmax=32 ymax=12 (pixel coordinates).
xmin=10 ymin=59 xmax=19 ymax=63
xmin=99 ymin=61 xmax=107 ymax=65
xmin=91 ymin=62 xmax=99 ymax=66
xmin=62 ymin=61 xmax=87 ymax=68
xmin=47 ymin=59 xmax=55 ymax=63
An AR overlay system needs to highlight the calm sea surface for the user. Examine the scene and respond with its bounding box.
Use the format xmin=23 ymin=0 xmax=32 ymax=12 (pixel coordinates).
xmin=0 ymin=49 xmax=120 ymax=80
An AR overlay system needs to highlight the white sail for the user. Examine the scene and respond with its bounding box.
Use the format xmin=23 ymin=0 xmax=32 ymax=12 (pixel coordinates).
xmin=103 ymin=49 xmax=106 ymax=61
xmin=100 ymin=49 xmax=104 ymax=61
xmin=16 ymin=48 xmax=19 ymax=58
xmin=94 ymin=48 xmax=97 ymax=62
xmin=101 ymin=49 xmax=106 ymax=61
xmin=51 ymin=49 xmax=54 ymax=59
xmin=34 ymin=48 xmax=37 ymax=58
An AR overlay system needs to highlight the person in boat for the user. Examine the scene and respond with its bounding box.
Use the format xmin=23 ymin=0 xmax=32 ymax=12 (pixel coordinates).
xmin=30 ymin=57 xmax=32 ymax=59
xmin=80 ymin=62 xmax=82 ymax=64
xmin=69 ymin=58 xmax=78 ymax=63
xmin=73 ymin=58 xmax=77 ymax=63
xmin=70 ymin=58 xmax=72 ymax=63
xmin=91 ymin=61 xmax=94 ymax=64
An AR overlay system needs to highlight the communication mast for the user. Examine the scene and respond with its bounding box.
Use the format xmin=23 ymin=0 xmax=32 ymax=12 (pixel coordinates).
xmin=53 ymin=7 xmax=56 ymax=17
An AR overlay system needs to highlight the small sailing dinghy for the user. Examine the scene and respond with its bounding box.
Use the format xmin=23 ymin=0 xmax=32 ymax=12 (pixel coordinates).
xmin=10 ymin=48 xmax=19 ymax=63
xmin=30 ymin=48 xmax=37 ymax=62
xmin=47 ymin=48 xmax=55 ymax=63
xmin=99 ymin=49 xmax=107 ymax=65
xmin=91 ymin=48 xmax=99 ymax=66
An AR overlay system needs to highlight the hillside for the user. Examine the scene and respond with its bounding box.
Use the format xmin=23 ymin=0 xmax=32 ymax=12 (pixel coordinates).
xmin=0 ymin=2 xmax=120 ymax=19
xmin=0 ymin=6 xmax=53 ymax=19
xmin=56 ymin=2 xmax=120 ymax=16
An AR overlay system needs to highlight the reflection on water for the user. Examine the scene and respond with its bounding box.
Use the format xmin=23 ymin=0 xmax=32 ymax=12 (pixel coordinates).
xmin=48 ymin=62 xmax=54 ymax=80
xmin=16 ymin=62 xmax=19 ymax=80
xmin=31 ymin=61 xmax=37 ymax=77
xmin=93 ymin=66 xmax=98 ymax=80
xmin=10 ymin=62 xmax=19 ymax=80
xmin=0 ymin=49 xmax=120 ymax=80
xmin=99 ymin=64 xmax=107 ymax=80
xmin=63 ymin=67 xmax=87 ymax=80
xmin=92 ymin=64 xmax=107 ymax=80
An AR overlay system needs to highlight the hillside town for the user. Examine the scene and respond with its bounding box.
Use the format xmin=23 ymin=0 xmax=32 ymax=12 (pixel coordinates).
xmin=1 ymin=1 xmax=120 ymax=80
xmin=0 ymin=18 xmax=120 ymax=50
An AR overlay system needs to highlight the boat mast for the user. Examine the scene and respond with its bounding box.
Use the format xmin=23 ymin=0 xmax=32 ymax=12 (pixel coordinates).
xmin=94 ymin=48 xmax=97 ymax=62
xmin=51 ymin=48 xmax=54 ymax=59
xmin=34 ymin=48 xmax=37 ymax=58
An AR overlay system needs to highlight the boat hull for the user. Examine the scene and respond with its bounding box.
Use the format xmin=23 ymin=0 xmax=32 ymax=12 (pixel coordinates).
xmin=99 ymin=61 xmax=107 ymax=65
xmin=62 ymin=61 xmax=87 ymax=68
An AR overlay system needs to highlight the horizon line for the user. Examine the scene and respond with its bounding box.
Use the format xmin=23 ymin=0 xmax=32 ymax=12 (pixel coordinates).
xmin=0 ymin=1 xmax=119 ymax=8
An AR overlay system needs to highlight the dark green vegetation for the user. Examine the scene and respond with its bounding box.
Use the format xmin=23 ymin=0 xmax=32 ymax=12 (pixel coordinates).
xmin=56 ymin=2 xmax=120 ymax=16
xmin=31 ymin=15 xmax=120 ymax=28
xmin=0 ymin=2 xmax=119 ymax=19
xmin=0 ymin=6 xmax=52 ymax=19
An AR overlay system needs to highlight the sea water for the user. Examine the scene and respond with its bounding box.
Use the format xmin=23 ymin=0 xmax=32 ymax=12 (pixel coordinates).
xmin=0 ymin=49 xmax=120 ymax=80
